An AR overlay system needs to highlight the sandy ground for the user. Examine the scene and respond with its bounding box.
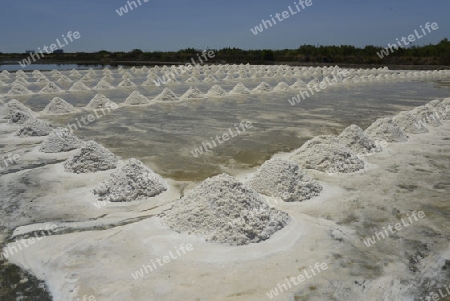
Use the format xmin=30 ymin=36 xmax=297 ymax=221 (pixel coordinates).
xmin=0 ymin=110 xmax=449 ymax=301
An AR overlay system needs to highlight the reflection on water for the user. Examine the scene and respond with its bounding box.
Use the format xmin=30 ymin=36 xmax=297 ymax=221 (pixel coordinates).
xmin=30 ymin=79 xmax=450 ymax=181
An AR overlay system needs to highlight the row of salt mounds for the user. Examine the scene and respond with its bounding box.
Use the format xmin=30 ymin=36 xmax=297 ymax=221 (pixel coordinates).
xmin=181 ymin=86 xmax=204 ymax=99
xmin=365 ymin=117 xmax=408 ymax=142
xmin=86 ymin=94 xmax=117 ymax=109
xmin=93 ymin=158 xmax=168 ymax=202
xmin=153 ymin=88 xmax=179 ymax=101
xmin=40 ymin=128 xmax=83 ymax=153
xmin=338 ymin=124 xmax=381 ymax=155
xmin=64 ymin=140 xmax=118 ymax=173
xmin=290 ymin=135 xmax=364 ymax=173
xmin=392 ymin=111 xmax=429 ymax=134
xmin=125 ymin=90 xmax=150 ymax=105
xmin=39 ymin=82 xmax=63 ymax=94
xmin=161 ymin=173 xmax=290 ymax=246
xmin=410 ymin=105 xmax=443 ymax=127
xmin=16 ymin=118 xmax=52 ymax=137
xmin=42 ymin=97 xmax=79 ymax=115
xmin=247 ymin=158 xmax=323 ymax=202
xmin=229 ymin=82 xmax=251 ymax=94
xmin=206 ymin=85 xmax=227 ymax=97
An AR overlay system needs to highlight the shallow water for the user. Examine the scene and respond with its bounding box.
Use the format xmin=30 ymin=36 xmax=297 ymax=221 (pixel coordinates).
xmin=19 ymin=78 xmax=450 ymax=181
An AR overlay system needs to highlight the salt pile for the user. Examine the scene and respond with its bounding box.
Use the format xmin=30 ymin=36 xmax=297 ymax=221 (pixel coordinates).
xmin=153 ymin=88 xmax=179 ymax=102
xmin=392 ymin=111 xmax=429 ymax=134
xmin=9 ymin=110 xmax=33 ymax=124
xmin=247 ymin=158 xmax=322 ymax=202
xmin=180 ymin=87 xmax=205 ymax=99
xmin=291 ymin=79 xmax=306 ymax=90
xmin=69 ymin=81 xmax=91 ymax=91
xmin=42 ymin=97 xmax=78 ymax=115
xmin=93 ymin=79 xmax=114 ymax=90
xmin=93 ymin=158 xmax=167 ymax=202
xmin=290 ymin=135 xmax=365 ymax=173
xmin=206 ymin=85 xmax=228 ymax=97
xmin=125 ymin=90 xmax=150 ymax=105
xmin=410 ymin=106 xmax=443 ymax=127
xmin=7 ymin=84 xmax=32 ymax=95
xmin=39 ymin=82 xmax=63 ymax=94
xmin=253 ymin=82 xmax=272 ymax=92
xmin=64 ymin=140 xmax=118 ymax=173
xmin=4 ymin=99 xmax=35 ymax=120
xmin=229 ymin=82 xmax=251 ymax=94
xmin=36 ymin=77 xmax=50 ymax=84
xmin=203 ymin=75 xmax=218 ymax=82
xmin=40 ymin=128 xmax=83 ymax=153
xmin=338 ymin=124 xmax=380 ymax=155
xmin=118 ymin=78 xmax=136 ymax=87
xmin=161 ymin=173 xmax=290 ymax=245
xmin=273 ymin=82 xmax=291 ymax=91
xmin=186 ymin=76 xmax=200 ymax=83
xmin=16 ymin=118 xmax=52 ymax=137
xmin=86 ymin=94 xmax=116 ymax=109
xmin=365 ymin=117 xmax=408 ymax=142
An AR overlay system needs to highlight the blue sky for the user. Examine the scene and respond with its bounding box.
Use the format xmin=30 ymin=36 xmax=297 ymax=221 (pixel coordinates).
xmin=0 ymin=0 xmax=448 ymax=53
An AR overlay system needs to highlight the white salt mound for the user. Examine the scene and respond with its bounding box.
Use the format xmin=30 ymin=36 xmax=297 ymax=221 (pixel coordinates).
xmin=7 ymin=84 xmax=32 ymax=95
xmin=8 ymin=110 xmax=33 ymax=124
xmin=125 ymin=90 xmax=150 ymax=105
xmin=39 ymin=82 xmax=63 ymax=94
xmin=42 ymin=97 xmax=78 ymax=115
xmin=253 ymin=82 xmax=272 ymax=92
xmin=64 ymin=140 xmax=118 ymax=173
xmin=153 ymin=88 xmax=179 ymax=102
xmin=392 ymin=111 xmax=429 ymax=134
xmin=229 ymin=82 xmax=251 ymax=94
xmin=273 ymin=82 xmax=291 ymax=91
xmin=69 ymin=81 xmax=91 ymax=91
xmin=203 ymin=75 xmax=218 ymax=82
xmin=410 ymin=106 xmax=443 ymax=127
xmin=290 ymin=135 xmax=364 ymax=173
xmin=365 ymin=117 xmax=408 ymax=142
xmin=186 ymin=76 xmax=200 ymax=83
xmin=16 ymin=118 xmax=52 ymax=137
xmin=86 ymin=94 xmax=117 ymax=109
xmin=5 ymin=100 xmax=35 ymax=120
xmin=206 ymin=85 xmax=228 ymax=97
xmin=93 ymin=158 xmax=167 ymax=202
xmin=40 ymin=128 xmax=83 ymax=153
xmin=247 ymin=158 xmax=322 ymax=202
xmin=338 ymin=124 xmax=381 ymax=155
xmin=181 ymin=87 xmax=204 ymax=99
xmin=94 ymin=79 xmax=114 ymax=90
xmin=161 ymin=173 xmax=290 ymax=245
xmin=118 ymin=78 xmax=136 ymax=87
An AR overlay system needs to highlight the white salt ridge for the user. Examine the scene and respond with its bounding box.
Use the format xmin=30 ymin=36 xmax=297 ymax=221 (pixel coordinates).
xmin=40 ymin=128 xmax=83 ymax=153
xmin=69 ymin=81 xmax=91 ymax=91
xmin=291 ymin=79 xmax=306 ymax=89
xmin=42 ymin=97 xmax=78 ymax=115
xmin=118 ymin=78 xmax=136 ymax=87
xmin=338 ymin=124 xmax=381 ymax=155
xmin=180 ymin=87 xmax=205 ymax=99
xmin=206 ymin=85 xmax=228 ymax=97
xmin=253 ymin=82 xmax=272 ymax=92
xmin=39 ymin=82 xmax=63 ymax=94
xmin=153 ymin=88 xmax=179 ymax=102
xmin=273 ymin=82 xmax=291 ymax=91
xmin=392 ymin=111 xmax=429 ymax=134
xmin=290 ymin=135 xmax=365 ymax=173
xmin=93 ymin=158 xmax=168 ymax=202
xmin=94 ymin=79 xmax=114 ymax=90
xmin=86 ymin=94 xmax=116 ymax=109
xmin=247 ymin=158 xmax=323 ymax=202
xmin=365 ymin=117 xmax=408 ymax=142
xmin=230 ymin=82 xmax=251 ymax=94
xmin=7 ymin=84 xmax=32 ymax=95
xmin=162 ymin=173 xmax=290 ymax=246
xmin=125 ymin=90 xmax=150 ymax=105
xmin=16 ymin=118 xmax=52 ymax=137
xmin=64 ymin=140 xmax=118 ymax=173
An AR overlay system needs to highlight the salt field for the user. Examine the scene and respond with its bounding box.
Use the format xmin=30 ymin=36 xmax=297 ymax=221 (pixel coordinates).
xmin=0 ymin=64 xmax=449 ymax=301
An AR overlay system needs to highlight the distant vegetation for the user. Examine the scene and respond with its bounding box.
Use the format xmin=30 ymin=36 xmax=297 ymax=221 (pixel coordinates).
xmin=1 ymin=38 xmax=449 ymax=66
